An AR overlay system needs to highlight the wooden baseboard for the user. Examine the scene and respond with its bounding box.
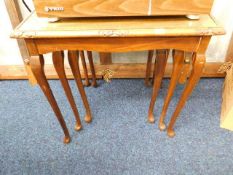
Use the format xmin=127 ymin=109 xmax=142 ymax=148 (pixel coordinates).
xmin=0 ymin=62 xmax=225 ymax=80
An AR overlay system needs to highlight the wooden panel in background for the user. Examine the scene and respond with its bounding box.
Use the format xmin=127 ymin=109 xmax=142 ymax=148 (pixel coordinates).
xmin=0 ymin=62 xmax=225 ymax=80
xmin=99 ymin=52 xmax=112 ymax=65
xmin=153 ymin=0 xmax=213 ymax=15
xmin=34 ymin=0 xmax=213 ymax=18
xmin=34 ymin=0 xmax=150 ymax=18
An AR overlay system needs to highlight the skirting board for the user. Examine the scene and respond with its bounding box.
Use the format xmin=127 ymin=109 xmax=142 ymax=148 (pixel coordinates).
xmin=0 ymin=62 xmax=225 ymax=80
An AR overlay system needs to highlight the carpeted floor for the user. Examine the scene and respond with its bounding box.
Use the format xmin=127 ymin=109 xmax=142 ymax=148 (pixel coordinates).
xmin=0 ymin=78 xmax=233 ymax=175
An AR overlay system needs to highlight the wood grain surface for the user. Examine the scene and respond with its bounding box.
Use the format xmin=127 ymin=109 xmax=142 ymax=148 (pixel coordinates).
xmin=34 ymin=0 xmax=213 ymax=18
xmin=11 ymin=12 xmax=224 ymax=39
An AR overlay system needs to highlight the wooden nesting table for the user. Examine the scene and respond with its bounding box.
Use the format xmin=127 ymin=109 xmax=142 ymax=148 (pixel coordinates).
xmin=11 ymin=12 xmax=224 ymax=143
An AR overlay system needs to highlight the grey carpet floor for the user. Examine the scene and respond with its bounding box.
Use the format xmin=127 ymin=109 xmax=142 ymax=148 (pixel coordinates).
xmin=0 ymin=78 xmax=233 ymax=175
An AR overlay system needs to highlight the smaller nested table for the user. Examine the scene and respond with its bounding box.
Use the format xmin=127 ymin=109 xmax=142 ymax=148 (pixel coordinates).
xmin=11 ymin=12 xmax=224 ymax=143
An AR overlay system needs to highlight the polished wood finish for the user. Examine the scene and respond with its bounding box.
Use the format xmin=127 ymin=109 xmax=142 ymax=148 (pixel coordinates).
xmin=145 ymin=50 xmax=154 ymax=86
xmin=159 ymin=50 xmax=185 ymax=131
xmin=68 ymin=50 xmax=92 ymax=123
xmin=25 ymin=39 xmax=72 ymax=143
xmin=52 ymin=51 xmax=82 ymax=131
xmin=11 ymin=12 xmax=224 ymax=140
xmin=152 ymin=0 xmax=213 ymax=16
xmin=30 ymin=55 xmax=71 ymax=143
xmin=80 ymin=50 xmax=90 ymax=86
xmin=167 ymin=36 xmax=211 ymax=137
xmin=148 ymin=50 xmax=169 ymax=123
xmin=34 ymin=37 xmax=204 ymax=54
xmin=12 ymin=13 xmax=224 ymax=39
xmin=34 ymin=0 xmax=213 ymax=18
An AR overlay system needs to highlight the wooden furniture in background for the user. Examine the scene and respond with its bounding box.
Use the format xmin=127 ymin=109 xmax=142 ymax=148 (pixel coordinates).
xmin=99 ymin=52 xmax=112 ymax=65
xmin=220 ymin=33 xmax=233 ymax=131
xmin=220 ymin=63 xmax=233 ymax=131
xmin=11 ymin=12 xmax=224 ymax=142
xmin=34 ymin=0 xmax=213 ymax=18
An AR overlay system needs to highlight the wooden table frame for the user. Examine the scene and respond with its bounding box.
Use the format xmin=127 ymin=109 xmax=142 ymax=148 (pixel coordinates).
xmin=12 ymin=13 xmax=224 ymax=143
xmin=25 ymin=35 xmax=210 ymax=141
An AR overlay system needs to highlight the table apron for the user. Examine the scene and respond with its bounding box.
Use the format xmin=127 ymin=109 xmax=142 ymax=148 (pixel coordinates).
xmin=31 ymin=36 xmax=203 ymax=54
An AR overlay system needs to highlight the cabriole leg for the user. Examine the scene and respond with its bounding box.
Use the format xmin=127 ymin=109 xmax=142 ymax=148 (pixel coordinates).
xmin=68 ymin=51 xmax=92 ymax=123
xmin=148 ymin=50 xmax=169 ymax=123
xmin=159 ymin=50 xmax=185 ymax=131
xmin=167 ymin=53 xmax=206 ymax=137
xmin=30 ymin=55 xmax=71 ymax=144
xmin=52 ymin=51 xmax=82 ymax=131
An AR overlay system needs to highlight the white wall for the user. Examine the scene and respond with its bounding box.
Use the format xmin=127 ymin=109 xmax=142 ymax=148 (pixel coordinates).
xmin=0 ymin=0 xmax=23 ymax=65
xmin=207 ymin=0 xmax=233 ymax=61
xmin=0 ymin=0 xmax=232 ymax=66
